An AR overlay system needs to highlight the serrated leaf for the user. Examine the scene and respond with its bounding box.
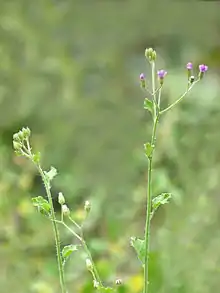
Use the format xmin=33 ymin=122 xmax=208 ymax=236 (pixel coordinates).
xmin=32 ymin=196 xmax=51 ymax=216
xmin=152 ymin=193 xmax=172 ymax=212
xmin=144 ymin=98 xmax=153 ymax=113
xmin=130 ymin=237 xmax=145 ymax=265
xmin=144 ymin=142 xmax=154 ymax=159
xmin=62 ymin=244 xmax=78 ymax=259
xmin=44 ymin=166 xmax=57 ymax=181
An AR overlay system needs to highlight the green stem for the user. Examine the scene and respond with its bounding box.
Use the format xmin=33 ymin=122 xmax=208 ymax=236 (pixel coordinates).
xmin=81 ymin=238 xmax=103 ymax=286
xmin=160 ymin=80 xmax=199 ymax=114
xmin=143 ymin=115 xmax=159 ymax=293
xmin=143 ymin=61 xmax=160 ymax=293
xmin=38 ymin=166 xmax=67 ymax=293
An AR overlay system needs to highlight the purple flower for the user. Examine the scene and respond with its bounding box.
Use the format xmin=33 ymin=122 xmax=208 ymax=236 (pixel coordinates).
xmin=186 ymin=62 xmax=193 ymax=70
xmin=199 ymin=64 xmax=208 ymax=73
xmin=157 ymin=70 xmax=167 ymax=79
xmin=139 ymin=73 xmax=145 ymax=80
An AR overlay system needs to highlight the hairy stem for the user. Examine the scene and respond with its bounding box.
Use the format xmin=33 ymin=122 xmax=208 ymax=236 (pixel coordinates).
xmin=38 ymin=165 xmax=67 ymax=293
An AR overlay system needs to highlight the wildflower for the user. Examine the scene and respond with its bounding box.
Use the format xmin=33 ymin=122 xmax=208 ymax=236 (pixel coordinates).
xmin=139 ymin=73 xmax=146 ymax=89
xmin=199 ymin=64 xmax=208 ymax=73
xmin=186 ymin=62 xmax=193 ymax=70
xmin=198 ymin=64 xmax=208 ymax=79
xmin=157 ymin=70 xmax=167 ymax=85
xmin=140 ymin=73 xmax=145 ymax=80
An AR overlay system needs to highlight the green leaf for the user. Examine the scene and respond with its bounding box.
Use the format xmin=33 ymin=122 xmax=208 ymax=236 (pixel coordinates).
xmin=152 ymin=193 xmax=172 ymax=212
xmin=130 ymin=237 xmax=145 ymax=265
xmin=44 ymin=166 xmax=57 ymax=181
xmin=144 ymin=142 xmax=154 ymax=159
xmin=144 ymin=98 xmax=153 ymax=113
xmin=62 ymin=244 xmax=78 ymax=259
xmin=32 ymin=196 xmax=51 ymax=216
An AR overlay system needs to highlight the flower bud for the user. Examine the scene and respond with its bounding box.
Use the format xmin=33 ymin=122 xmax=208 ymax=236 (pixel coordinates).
xmin=186 ymin=62 xmax=193 ymax=80
xmin=115 ymin=279 xmax=122 ymax=285
xmin=198 ymin=64 xmax=208 ymax=80
xmin=13 ymin=133 xmax=21 ymax=142
xmin=62 ymin=204 xmax=70 ymax=216
xmin=86 ymin=258 xmax=93 ymax=271
xmin=58 ymin=192 xmax=65 ymax=205
xmin=13 ymin=141 xmax=22 ymax=151
xmin=157 ymin=69 xmax=167 ymax=85
xmin=189 ymin=75 xmax=195 ymax=84
xmin=139 ymin=73 xmax=146 ymax=89
xmin=84 ymin=200 xmax=91 ymax=213
xmin=93 ymin=280 xmax=100 ymax=288
xmin=145 ymin=48 xmax=156 ymax=61
xmin=22 ymin=127 xmax=31 ymax=139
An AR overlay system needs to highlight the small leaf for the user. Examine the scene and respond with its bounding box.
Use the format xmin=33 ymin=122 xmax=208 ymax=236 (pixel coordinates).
xmin=144 ymin=98 xmax=153 ymax=113
xmin=152 ymin=193 xmax=172 ymax=212
xmin=144 ymin=142 xmax=154 ymax=159
xmin=62 ymin=244 xmax=78 ymax=259
xmin=130 ymin=237 xmax=145 ymax=265
xmin=44 ymin=166 xmax=57 ymax=181
xmin=32 ymin=196 xmax=51 ymax=216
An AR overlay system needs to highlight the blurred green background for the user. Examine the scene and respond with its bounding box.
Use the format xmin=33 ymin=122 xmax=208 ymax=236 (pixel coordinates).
xmin=1 ymin=1 xmax=220 ymax=292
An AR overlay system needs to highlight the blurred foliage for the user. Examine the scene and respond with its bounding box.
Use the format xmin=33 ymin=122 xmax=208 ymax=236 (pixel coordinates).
xmin=1 ymin=0 xmax=220 ymax=293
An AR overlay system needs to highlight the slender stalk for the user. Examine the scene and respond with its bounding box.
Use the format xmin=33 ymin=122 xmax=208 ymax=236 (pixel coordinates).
xmin=38 ymin=165 xmax=67 ymax=293
xmin=160 ymin=80 xmax=199 ymax=114
xmin=81 ymin=238 xmax=103 ymax=286
xmin=143 ymin=61 xmax=159 ymax=293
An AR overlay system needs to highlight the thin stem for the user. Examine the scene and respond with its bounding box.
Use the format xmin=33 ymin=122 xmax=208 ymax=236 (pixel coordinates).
xmin=55 ymin=219 xmax=82 ymax=242
xmin=151 ymin=62 xmax=157 ymax=113
xmin=143 ymin=115 xmax=159 ymax=293
xmin=55 ymin=218 xmax=103 ymax=287
xmin=143 ymin=61 xmax=160 ymax=293
xmin=160 ymin=80 xmax=199 ymax=115
xmin=68 ymin=216 xmax=81 ymax=230
xmin=38 ymin=166 xmax=67 ymax=293
xmin=157 ymin=87 xmax=162 ymax=108
xmin=81 ymin=238 xmax=103 ymax=286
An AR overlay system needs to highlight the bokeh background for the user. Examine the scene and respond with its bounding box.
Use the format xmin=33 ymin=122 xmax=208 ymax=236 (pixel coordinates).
xmin=1 ymin=1 xmax=220 ymax=293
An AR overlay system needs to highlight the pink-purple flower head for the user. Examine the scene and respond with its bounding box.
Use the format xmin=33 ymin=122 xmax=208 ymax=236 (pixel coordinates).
xmin=139 ymin=73 xmax=146 ymax=89
xmin=157 ymin=70 xmax=167 ymax=79
xmin=157 ymin=70 xmax=167 ymax=85
xmin=199 ymin=64 xmax=208 ymax=73
xmin=186 ymin=62 xmax=193 ymax=70
xmin=139 ymin=73 xmax=145 ymax=80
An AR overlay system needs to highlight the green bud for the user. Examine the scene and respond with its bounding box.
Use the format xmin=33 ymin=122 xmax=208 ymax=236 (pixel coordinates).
xmin=84 ymin=200 xmax=91 ymax=213
xmin=62 ymin=204 xmax=70 ymax=216
xmin=145 ymin=48 xmax=156 ymax=61
xmin=189 ymin=75 xmax=195 ymax=84
xmin=13 ymin=141 xmax=22 ymax=151
xmin=18 ymin=130 xmax=24 ymax=141
xmin=86 ymin=258 xmax=93 ymax=271
xmin=13 ymin=133 xmax=21 ymax=142
xmin=22 ymin=127 xmax=31 ymax=139
xmin=58 ymin=192 xmax=65 ymax=205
